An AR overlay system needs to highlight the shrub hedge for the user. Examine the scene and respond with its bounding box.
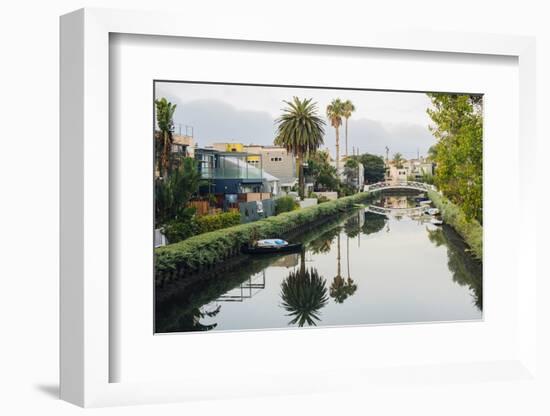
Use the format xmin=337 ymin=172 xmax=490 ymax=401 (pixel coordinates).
xmin=195 ymin=211 xmax=240 ymax=234
xmin=155 ymin=192 xmax=370 ymax=281
xmin=275 ymin=195 xmax=299 ymax=215
xmin=162 ymin=211 xmax=241 ymax=244
xmin=428 ymin=189 xmax=483 ymax=260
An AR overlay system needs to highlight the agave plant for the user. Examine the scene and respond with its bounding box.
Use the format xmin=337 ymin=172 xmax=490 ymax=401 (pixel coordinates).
xmin=280 ymin=265 xmax=329 ymax=327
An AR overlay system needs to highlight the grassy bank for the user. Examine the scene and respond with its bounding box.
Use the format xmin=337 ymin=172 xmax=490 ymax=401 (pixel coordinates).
xmin=427 ymin=189 xmax=483 ymax=260
xmin=155 ymin=192 xmax=370 ymax=282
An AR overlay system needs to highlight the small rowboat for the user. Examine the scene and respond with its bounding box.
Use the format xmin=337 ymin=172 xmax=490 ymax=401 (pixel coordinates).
xmin=242 ymin=239 xmax=303 ymax=255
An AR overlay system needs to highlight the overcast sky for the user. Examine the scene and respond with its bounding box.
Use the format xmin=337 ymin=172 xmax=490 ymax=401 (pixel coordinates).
xmin=155 ymin=82 xmax=437 ymax=159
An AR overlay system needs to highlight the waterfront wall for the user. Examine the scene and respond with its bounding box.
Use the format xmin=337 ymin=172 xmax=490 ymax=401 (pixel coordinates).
xmin=428 ymin=189 xmax=483 ymax=260
xmin=155 ymin=192 xmax=370 ymax=285
xmin=239 ymin=199 xmax=276 ymax=223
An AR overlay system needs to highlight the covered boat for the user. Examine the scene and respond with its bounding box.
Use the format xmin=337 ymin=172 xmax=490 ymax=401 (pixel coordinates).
xmin=242 ymin=239 xmax=303 ymax=254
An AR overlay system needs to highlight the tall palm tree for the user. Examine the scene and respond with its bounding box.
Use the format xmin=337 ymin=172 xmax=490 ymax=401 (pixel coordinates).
xmin=342 ymin=100 xmax=356 ymax=159
xmin=326 ymin=98 xmax=345 ymax=172
xmin=155 ymin=97 xmax=177 ymax=178
xmin=275 ymin=97 xmax=326 ymax=199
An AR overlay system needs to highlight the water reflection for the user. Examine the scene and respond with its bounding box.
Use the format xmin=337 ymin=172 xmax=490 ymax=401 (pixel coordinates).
xmin=427 ymin=225 xmax=483 ymax=310
xmin=156 ymin=193 xmax=482 ymax=333
xmin=362 ymin=212 xmax=387 ymax=235
xmin=280 ymin=252 xmax=329 ymax=327
xmin=329 ymin=234 xmax=358 ymax=304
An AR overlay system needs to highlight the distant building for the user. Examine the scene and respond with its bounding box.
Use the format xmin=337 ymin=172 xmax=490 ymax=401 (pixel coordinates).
xmin=244 ymin=145 xmax=297 ymax=191
xmin=172 ymin=134 xmax=195 ymax=157
xmin=385 ymin=157 xmax=434 ymax=182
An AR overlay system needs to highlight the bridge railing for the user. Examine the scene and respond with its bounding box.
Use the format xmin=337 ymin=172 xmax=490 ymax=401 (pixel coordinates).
xmin=366 ymin=205 xmax=427 ymax=216
xmin=365 ymin=181 xmax=436 ymax=192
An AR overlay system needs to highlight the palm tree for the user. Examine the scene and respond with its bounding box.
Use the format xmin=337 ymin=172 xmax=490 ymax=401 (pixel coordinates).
xmin=155 ymin=97 xmax=177 ymax=178
xmin=275 ymin=97 xmax=326 ymax=199
xmin=342 ymin=100 xmax=356 ymax=158
xmin=326 ymin=99 xmax=346 ymax=172
xmin=392 ymin=152 xmax=404 ymax=169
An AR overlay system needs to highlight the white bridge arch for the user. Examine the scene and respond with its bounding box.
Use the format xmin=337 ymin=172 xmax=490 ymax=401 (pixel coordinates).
xmin=363 ymin=181 xmax=438 ymax=217
xmin=365 ymin=181 xmax=436 ymax=193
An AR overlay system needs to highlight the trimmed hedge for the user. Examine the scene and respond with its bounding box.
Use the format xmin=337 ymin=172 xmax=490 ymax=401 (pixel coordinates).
xmin=428 ymin=189 xmax=482 ymax=260
xmin=195 ymin=211 xmax=240 ymax=234
xmin=155 ymin=192 xmax=370 ymax=281
xmin=275 ymin=195 xmax=299 ymax=215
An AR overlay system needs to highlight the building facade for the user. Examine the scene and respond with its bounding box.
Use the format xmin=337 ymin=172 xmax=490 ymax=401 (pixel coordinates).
xmin=211 ymin=142 xmax=298 ymax=191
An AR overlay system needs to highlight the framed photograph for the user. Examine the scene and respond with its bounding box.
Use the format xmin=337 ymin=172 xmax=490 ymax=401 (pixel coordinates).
xmin=60 ymin=8 xmax=537 ymax=407
xmin=152 ymin=81 xmax=483 ymax=334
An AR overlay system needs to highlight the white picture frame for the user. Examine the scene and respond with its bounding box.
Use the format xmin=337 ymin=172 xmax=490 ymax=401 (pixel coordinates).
xmin=60 ymin=7 xmax=537 ymax=407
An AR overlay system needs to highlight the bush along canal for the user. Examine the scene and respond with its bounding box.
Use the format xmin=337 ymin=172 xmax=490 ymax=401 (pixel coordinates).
xmin=155 ymin=189 xmax=482 ymax=333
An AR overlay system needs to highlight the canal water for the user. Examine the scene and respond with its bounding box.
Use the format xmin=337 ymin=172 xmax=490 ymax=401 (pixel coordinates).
xmin=155 ymin=193 xmax=482 ymax=333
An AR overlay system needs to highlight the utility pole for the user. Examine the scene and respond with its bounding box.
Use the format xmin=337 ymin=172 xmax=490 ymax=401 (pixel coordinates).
xmin=385 ymin=146 xmax=389 ymax=163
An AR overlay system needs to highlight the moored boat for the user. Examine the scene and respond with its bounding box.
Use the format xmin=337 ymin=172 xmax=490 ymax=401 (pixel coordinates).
xmin=242 ymin=239 xmax=303 ymax=254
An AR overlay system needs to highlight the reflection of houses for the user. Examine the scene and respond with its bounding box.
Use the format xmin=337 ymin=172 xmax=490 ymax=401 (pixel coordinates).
xmin=271 ymin=253 xmax=300 ymax=268
xmin=212 ymin=142 xmax=298 ymax=192
xmin=216 ymin=272 xmax=266 ymax=302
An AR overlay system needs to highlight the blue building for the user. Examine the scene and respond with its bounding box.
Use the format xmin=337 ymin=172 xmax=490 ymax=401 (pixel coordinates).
xmin=195 ymin=148 xmax=280 ymax=201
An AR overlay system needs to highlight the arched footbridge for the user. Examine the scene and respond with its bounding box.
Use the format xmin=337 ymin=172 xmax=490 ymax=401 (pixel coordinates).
xmin=363 ymin=181 xmax=438 ymax=217
xmin=365 ymin=181 xmax=437 ymax=193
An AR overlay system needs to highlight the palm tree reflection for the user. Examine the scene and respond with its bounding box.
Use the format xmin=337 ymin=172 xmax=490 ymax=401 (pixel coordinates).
xmin=329 ymin=234 xmax=358 ymax=304
xmin=173 ymin=304 xmax=222 ymax=332
xmin=280 ymin=251 xmax=329 ymax=327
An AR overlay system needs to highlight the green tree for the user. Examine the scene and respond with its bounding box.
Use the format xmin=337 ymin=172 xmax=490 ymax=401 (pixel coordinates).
xmin=155 ymin=157 xmax=200 ymax=226
xmin=343 ymin=157 xmax=359 ymax=190
xmin=304 ymin=150 xmax=339 ymax=191
xmin=274 ymin=97 xmax=326 ymax=200
xmin=155 ymin=97 xmax=177 ymax=178
xmin=392 ymin=152 xmax=404 ymax=169
xmin=342 ymin=100 xmax=356 ymax=158
xmin=426 ymin=93 xmax=483 ymax=223
xmin=357 ymin=153 xmax=385 ymax=183
xmin=326 ymin=98 xmax=346 ymax=172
